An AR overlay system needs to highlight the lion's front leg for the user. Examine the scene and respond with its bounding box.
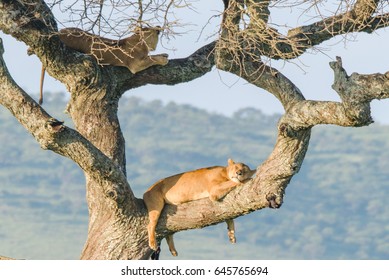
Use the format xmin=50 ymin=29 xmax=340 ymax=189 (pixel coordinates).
xmin=128 ymin=54 xmax=169 ymax=73
xmin=149 ymin=54 xmax=169 ymax=66
xmin=209 ymin=181 xmax=239 ymax=201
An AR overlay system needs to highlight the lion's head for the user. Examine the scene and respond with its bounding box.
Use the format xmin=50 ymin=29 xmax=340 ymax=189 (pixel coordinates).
xmin=131 ymin=26 xmax=162 ymax=51
xmin=226 ymin=158 xmax=256 ymax=183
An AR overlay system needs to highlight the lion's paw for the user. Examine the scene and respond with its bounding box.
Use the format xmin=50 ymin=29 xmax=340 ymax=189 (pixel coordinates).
xmin=149 ymin=240 xmax=158 ymax=251
xmin=228 ymin=231 xmax=236 ymax=244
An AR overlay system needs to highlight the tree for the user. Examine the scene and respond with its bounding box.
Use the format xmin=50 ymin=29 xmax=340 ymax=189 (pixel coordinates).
xmin=0 ymin=0 xmax=388 ymax=260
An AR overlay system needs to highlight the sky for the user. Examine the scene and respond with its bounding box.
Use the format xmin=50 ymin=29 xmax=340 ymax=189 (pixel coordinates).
xmin=1 ymin=1 xmax=388 ymax=123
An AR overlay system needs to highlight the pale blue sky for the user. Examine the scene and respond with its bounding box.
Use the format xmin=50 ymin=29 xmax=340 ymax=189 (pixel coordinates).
xmin=1 ymin=1 xmax=388 ymax=123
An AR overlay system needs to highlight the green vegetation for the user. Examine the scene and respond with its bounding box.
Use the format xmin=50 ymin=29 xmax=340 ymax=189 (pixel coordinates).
xmin=1 ymin=93 xmax=388 ymax=259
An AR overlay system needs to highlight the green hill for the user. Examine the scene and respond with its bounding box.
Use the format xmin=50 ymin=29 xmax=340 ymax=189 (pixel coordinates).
xmin=0 ymin=93 xmax=389 ymax=259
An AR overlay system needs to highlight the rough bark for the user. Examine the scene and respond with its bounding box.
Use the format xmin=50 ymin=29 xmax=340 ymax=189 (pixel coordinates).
xmin=0 ymin=0 xmax=389 ymax=260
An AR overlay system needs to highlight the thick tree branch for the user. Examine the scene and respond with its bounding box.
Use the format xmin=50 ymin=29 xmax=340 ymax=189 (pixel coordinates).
xmin=115 ymin=41 xmax=216 ymax=92
xmin=246 ymin=0 xmax=270 ymax=24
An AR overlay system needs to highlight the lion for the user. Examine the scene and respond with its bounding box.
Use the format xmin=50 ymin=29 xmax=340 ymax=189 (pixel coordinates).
xmin=39 ymin=26 xmax=168 ymax=104
xmin=143 ymin=159 xmax=256 ymax=257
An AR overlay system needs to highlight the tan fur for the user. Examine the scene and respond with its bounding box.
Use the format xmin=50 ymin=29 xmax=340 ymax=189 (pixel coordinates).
xmin=143 ymin=159 xmax=255 ymax=256
xmin=39 ymin=27 xmax=168 ymax=105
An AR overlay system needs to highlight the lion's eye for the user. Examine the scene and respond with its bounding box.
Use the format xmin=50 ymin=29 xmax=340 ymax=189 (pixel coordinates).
xmin=236 ymin=171 xmax=243 ymax=176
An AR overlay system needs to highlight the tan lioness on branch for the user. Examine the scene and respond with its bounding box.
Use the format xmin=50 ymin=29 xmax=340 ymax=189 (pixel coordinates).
xmin=143 ymin=159 xmax=256 ymax=256
xmin=39 ymin=26 xmax=168 ymax=104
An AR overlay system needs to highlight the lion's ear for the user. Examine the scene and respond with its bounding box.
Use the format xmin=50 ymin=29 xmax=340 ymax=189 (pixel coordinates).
xmin=227 ymin=158 xmax=235 ymax=166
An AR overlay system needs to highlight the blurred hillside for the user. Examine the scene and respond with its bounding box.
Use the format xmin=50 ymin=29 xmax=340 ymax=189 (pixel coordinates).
xmin=0 ymin=93 xmax=388 ymax=259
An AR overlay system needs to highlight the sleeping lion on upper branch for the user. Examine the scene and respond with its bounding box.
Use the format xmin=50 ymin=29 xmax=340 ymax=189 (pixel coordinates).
xmin=39 ymin=26 xmax=168 ymax=104
xmin=143 ymin=159 xmax=256 ymax=257
xmin=58 ymin=26 xmax=168 ymax=73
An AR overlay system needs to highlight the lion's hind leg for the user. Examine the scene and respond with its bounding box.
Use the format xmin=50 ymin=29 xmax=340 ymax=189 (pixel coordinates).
xmin=165 ymin=234 xmax=178 ymax=257
xmin=226 ymin=219 xmax=236 ymax=243
xmin=143 ymin=191 xmax=165 ymax=251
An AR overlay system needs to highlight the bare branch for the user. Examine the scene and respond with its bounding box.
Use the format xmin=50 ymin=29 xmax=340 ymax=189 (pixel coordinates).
xmin=286 ymin=1 xmax=389 ymax=58
xmin=217 ymin=0 xmax=389 ymax=71
xmin=49 ymin=0 xmax=194 ymax=38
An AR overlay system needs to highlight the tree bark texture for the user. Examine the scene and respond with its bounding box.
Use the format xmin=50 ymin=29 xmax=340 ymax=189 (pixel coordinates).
xmin=0 ymin=0 xmax=388 ymax=259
